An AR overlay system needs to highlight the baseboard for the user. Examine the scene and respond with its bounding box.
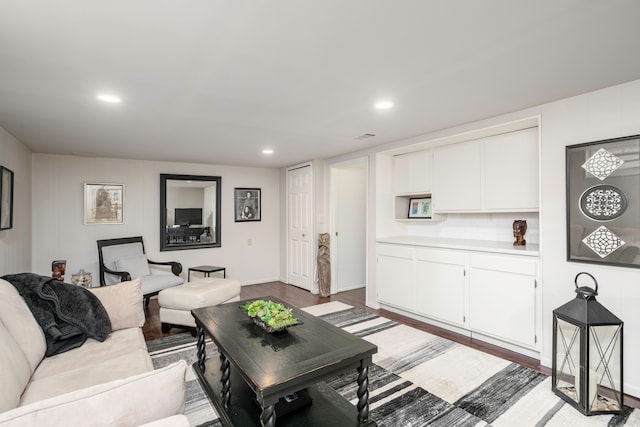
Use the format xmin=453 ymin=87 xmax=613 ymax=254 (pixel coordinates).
xmin=336 ymin=283 xmax=366 ymax=292
xmin=239 ymin=277 xmax=281 ymax=286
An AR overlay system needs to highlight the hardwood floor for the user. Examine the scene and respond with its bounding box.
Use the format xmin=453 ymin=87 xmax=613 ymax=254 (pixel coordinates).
xmin=143 ymin=281 xmax=640 ymax=409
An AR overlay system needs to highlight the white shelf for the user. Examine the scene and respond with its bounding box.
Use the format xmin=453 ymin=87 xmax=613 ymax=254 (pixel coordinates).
xmin=393 ymin=193 xmax=446 ymax=222
xmin=377 ymin=235 xmax=540 ymax=257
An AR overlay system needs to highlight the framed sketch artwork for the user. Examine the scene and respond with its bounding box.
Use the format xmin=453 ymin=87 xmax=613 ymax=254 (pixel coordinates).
xmin=234 ymin=188 xmax=261 ymax=222
xmin=566 ymin=134 xmax=640 ymax=268
xmin=84 ymin=183 xmax=125 ymax=225
xmin=0 ymin=166 xmax=14 ymax=230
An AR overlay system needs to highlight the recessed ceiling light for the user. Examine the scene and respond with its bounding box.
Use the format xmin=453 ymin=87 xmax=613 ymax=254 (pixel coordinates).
xmin=375 ymin=101 xmax=394 ymax=110
xmin=262 ymin=149 xmax=274 ymax=155
xmin=97 ymin=94 xmax=122 ymax=103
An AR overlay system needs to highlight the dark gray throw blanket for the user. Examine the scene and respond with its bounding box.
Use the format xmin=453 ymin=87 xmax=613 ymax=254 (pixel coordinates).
xmin=2 ymin=273 xmax=112 ymax=356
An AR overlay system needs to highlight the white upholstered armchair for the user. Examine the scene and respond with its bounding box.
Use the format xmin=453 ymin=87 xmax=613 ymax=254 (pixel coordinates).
xmin=97 ymin=236 xmax=184 ymax=305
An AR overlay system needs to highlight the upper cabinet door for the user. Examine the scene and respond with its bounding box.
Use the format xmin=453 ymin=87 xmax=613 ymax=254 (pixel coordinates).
xmin=393 ymin=150 xmax=432 ymax=194
xmin=433 ymin=140 xmax=482 ymax=211
xmin=483 ymin=128 xmax=539 ymax=211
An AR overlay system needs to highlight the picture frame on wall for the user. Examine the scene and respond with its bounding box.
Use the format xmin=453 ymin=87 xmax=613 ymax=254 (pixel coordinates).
xmin=0 ymin=166 xmax=14 ymax=230
xmin=566 ymin=134 xmax=640 ymax=269
xmin=234 ymin=188 xmax=261 ymax=222
xmin=408 ymin=197 xmax=432 ymax=219
xmin=84 ymin=183 xmax=125 ymax=225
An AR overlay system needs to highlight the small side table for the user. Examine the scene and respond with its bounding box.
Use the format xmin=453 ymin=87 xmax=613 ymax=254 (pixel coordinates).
xmin=188 ymin=265 xmax=226 ymax=282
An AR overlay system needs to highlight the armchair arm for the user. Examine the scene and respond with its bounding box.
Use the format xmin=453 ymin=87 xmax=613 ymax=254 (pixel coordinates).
xmin=147 ymin=259 xmax=182 ymax=276
xmin=101 ymin=264 xmax=132 ymax=282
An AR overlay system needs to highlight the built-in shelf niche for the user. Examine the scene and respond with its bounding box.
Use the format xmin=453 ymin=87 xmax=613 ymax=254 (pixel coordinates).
xmin=394 ymin=193 xmax=446 ymax=222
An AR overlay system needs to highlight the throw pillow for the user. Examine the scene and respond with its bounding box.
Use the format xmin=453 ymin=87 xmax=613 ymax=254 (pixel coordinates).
xmin=115 ymin=254 xmax=150 ymax=279
xmin=89 ymin=279 xmax=145 ymax=330
xmin=0 ymin=360 xmax=187 ymax=426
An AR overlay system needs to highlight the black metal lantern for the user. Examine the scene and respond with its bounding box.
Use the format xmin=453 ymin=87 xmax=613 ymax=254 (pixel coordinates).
xmin=552 ymin=272 xmax=623 ymax=415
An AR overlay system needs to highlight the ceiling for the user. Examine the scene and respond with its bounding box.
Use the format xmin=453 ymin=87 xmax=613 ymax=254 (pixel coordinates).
xmin=2 ymin=1 xmax=640 ymax=168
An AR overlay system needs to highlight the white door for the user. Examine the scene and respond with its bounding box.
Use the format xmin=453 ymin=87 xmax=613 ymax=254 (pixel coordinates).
xmin=287 ymin=165 xmax=312 ymax=290
xmin=333 ymin=160 xmax=367 ymax=292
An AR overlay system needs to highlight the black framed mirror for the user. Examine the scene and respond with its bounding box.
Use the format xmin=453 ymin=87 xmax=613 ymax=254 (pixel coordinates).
xmin=160 ymin=174 xmax=221 ymax=251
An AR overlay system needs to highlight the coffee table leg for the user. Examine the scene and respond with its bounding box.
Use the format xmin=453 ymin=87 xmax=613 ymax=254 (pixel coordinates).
xmin=260 ymin=404 xmax=276 ymax=427
xmin=357 ymin=363 xmax=370 ymax=423
xmin=196 ymin=325 xmax=206 ymax=372
xmin=220 ymin=353 xmax=231 ymax=408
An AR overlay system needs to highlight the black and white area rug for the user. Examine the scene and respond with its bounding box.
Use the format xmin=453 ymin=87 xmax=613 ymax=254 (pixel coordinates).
xmin=146 ymin=301 xmax=639 ymax=426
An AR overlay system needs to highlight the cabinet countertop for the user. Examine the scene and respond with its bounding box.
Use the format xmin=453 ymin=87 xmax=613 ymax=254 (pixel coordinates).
xmin=377 ymin=236 xmax=540 ymax=257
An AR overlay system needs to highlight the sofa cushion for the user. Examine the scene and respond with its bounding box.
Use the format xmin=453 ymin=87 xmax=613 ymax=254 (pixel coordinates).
xmin=89 ymin=279 xmax=145 ymax=330
xmin=0 ymin=320 xmax=32 ymax=412
xmin=0 ymin=279 xmax=46 ymax=372
xmin=29 ymin=328 xmax=151 ymax=382
xmin=115 ymin=254 xmax=151 ymax=279
xmin=0 ymin=360 xmax=187 ymax=427
xmin=21 ymin=347 xmax=154 ymax=405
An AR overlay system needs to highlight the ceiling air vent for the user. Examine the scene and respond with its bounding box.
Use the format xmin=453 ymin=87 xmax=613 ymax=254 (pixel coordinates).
xmin=354 ymin=133 xmax=376 ymax=140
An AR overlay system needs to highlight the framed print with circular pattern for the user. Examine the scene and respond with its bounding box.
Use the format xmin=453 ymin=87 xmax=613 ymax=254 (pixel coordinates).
xmin=566 ymin=134 xmax=640 ymax=268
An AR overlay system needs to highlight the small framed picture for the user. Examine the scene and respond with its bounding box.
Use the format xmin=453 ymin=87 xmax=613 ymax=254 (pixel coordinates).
xmin=84 ymin=183 xmax=124 ymax=225
xmin=235 ymin=188 xmax=261 ymax=222
xmin=0 ymin=166 xmax=14 ymax=230
xmin=408 ymin=197 xmax=432 ymax=219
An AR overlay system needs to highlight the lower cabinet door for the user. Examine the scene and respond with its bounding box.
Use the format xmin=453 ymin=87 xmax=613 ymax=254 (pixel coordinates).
xmin=469 ymin=268 xmax=536 ymax=348
xmin=376 ymin=248 xmax=415 ymax=311
xmin=414 ymin=252 xmax=465 ymax=327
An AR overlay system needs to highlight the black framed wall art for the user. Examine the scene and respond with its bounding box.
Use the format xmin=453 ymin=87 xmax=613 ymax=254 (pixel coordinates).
xmin=0 ymin=166 xmax=14 ymax=230
xmin=234 ymin=188 xmax=261 ymax=222
xmin=566 ymin=134 xmax=640 ymax=268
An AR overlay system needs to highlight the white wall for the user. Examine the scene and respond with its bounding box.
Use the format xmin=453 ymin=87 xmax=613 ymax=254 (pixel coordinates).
xmin=322 ymin=78 xmax=640 ymax=398
xmin=0 ymin=126 xmax=31 ymax=275
xmin=31 ymin=154 xmax=280 ymax=285
xmin=537 ymin=81 xmax=640 ymax=397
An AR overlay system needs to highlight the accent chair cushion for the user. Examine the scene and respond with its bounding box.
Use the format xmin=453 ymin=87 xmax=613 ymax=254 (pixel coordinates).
xmin=89 ymin=279 xmax=145 ymax=330
xmin=101 ymin=242 xmax=145 ymax=285
xmin=115 ymin=254 xmax=151 ymax=279
xmin=140 ymin=274 xmax=184 ymax=296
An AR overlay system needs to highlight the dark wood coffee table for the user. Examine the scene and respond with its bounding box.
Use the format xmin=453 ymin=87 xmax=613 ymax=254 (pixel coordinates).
xmin=192 ymin=296 xmax=378 ymax=426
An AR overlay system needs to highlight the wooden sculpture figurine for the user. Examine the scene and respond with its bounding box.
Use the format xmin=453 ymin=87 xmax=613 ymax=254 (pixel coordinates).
xmin=513 ymin=220 xmax=527 ymax=246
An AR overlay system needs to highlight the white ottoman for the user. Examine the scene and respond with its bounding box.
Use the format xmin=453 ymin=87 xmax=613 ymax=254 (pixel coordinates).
xmin=158 ymin=277 xmax=241 ymax=330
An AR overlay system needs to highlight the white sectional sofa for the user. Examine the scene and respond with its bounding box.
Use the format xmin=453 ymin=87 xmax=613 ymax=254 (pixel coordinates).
xmin=0 ymin=277 xmax=189 ymax=426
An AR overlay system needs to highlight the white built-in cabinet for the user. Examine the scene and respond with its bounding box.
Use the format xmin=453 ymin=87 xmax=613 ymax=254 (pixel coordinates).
xmin=432 ymin=140 xmax=482 ymax=211
xmin=414 ymin=248 xmax=465 ymax=326
xmin=468 ymin=254 xmax=537 ymax=348
xmin=393 ymin=150 xmax=432 ymax=194
xmin=376 ymin=242 xmax=539 ymax=354
xmin=392 ymin=150 xmax=445 ymax=221
xmin=433 ymin=127 xmax=539 ymax=212
xmin=483 ymin=128 xmax=539 ymax=210
xmin=376 ymin=244 xmax=415 ymax=310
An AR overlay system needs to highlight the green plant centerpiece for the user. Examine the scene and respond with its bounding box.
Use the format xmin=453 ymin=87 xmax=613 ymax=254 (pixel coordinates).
xmin=243 ymin=299 xmax=299 ymax=333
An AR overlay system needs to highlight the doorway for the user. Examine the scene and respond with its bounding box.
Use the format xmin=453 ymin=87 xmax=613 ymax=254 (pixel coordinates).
xmin=331 ymin=158 xmax=367 ymax=293
xmin=286 ymin=164 xmax=313 ymax=291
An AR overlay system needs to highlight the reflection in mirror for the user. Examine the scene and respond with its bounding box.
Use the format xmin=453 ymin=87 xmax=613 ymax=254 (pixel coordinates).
xmin=160 ymin=174 xmax=221 ymax=251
